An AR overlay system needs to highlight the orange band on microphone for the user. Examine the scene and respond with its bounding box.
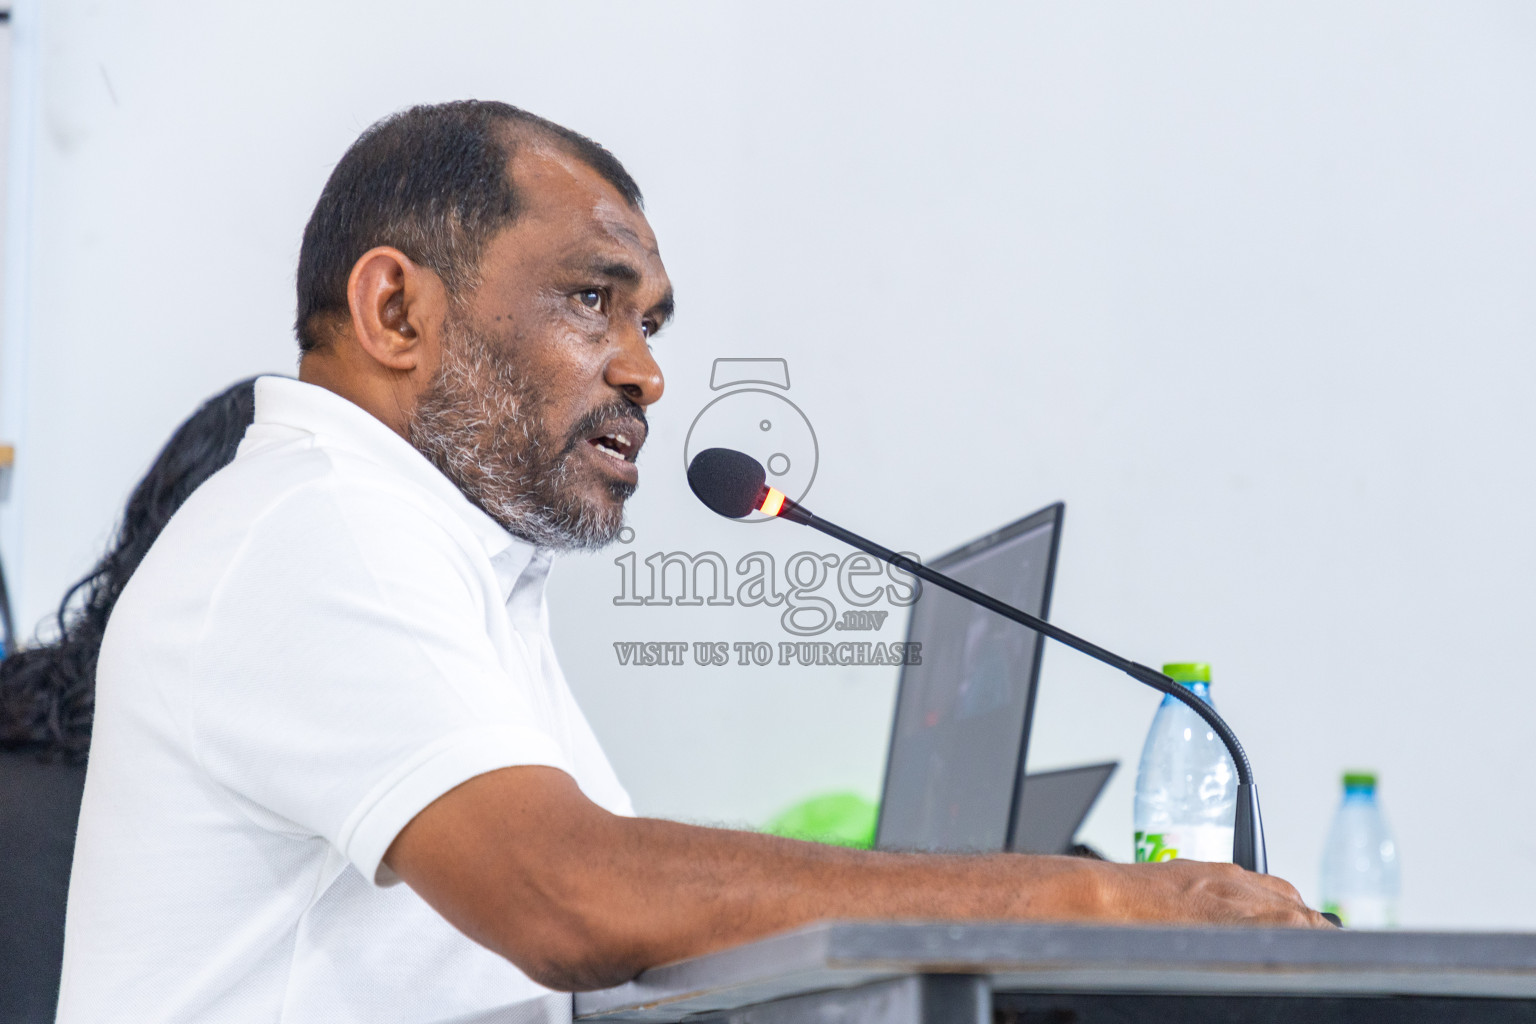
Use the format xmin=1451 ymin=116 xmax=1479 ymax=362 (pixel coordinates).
xmin=759 ymin=487 xmax=786 ymax=516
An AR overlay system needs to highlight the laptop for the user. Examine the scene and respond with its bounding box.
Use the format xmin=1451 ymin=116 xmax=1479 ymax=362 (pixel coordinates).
xmin=1009 ymin=761 xmax=1117 ymax=856
xmin=875 ymin=502 xmax=1114 ymax=854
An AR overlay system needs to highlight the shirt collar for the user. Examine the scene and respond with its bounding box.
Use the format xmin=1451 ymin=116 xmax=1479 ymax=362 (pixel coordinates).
xmin=253 ymin=376 xmax=552 ymax=601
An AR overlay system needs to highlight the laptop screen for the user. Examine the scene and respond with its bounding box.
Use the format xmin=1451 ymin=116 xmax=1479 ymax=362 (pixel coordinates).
xmin=875 ymin=503 xmax=1063 ymax=853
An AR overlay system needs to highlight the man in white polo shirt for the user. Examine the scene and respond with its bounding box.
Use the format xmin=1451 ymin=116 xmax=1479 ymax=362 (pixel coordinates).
xmin=59 ymin=101 xmax=1326 ymax=1024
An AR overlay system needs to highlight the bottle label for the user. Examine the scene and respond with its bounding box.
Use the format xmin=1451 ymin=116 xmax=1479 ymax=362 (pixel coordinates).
xmin=1321 ymin=897 xmax=1397 ymax=929
xmin=1134 ymin=825 xmax=1235 ymax=864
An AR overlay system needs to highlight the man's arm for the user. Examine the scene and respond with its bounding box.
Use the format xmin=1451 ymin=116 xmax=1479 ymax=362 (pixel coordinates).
xmin=385 ymin=765 xmax=1327 ymax=992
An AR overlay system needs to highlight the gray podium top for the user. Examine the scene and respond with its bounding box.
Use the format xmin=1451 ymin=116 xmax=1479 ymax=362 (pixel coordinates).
xmin=574 ymin=921 xmax=1536 ymax=1021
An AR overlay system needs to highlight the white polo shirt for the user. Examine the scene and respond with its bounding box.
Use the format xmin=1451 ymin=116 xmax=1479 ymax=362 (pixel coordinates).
xmin=57 ymin=376 xmax=632 ymax=1024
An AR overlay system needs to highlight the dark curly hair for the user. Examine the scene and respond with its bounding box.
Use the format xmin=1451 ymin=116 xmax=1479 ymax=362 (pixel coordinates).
xmin=0 ymin=378 xmax=259 ymax=760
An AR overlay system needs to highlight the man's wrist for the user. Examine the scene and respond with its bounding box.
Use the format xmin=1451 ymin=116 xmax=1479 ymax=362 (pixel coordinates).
xmin=992 ymin=854 xmax=1118 ymax=922
xmin=1055 ymin=856 xmax=1118 ymax=920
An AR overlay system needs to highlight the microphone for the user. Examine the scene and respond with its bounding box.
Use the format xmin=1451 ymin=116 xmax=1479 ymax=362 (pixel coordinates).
xmin=687 ymin=447 xmax=1268 ymax=874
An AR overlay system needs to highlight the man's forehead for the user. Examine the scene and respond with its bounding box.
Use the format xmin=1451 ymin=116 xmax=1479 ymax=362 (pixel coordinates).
xmin=509 ymin=144 xmax=661 ymax=259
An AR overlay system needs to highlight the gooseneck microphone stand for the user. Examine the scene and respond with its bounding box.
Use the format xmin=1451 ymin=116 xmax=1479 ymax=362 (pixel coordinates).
xmin=688 ymin=448 xmax=1267 ymax=873
xmin=778 ymin=495 xmax=1266 ymax=873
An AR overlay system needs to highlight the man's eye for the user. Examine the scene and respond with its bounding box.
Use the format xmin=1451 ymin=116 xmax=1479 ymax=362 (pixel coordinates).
xmin=641 ymin=319 xmax=655 ymax=338
xmin=577 ymin=289 xmax=605 ymax=312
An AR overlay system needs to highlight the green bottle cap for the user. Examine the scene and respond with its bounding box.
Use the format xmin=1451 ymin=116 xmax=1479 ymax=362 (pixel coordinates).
xmin=1343 ymin=771 xmax=1378 ymax=790
xmin=1162 ymin=662 xmax=1211 ymax=684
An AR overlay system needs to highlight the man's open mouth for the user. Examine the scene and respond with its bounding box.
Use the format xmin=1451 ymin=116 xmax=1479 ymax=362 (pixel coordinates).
xmin=587 ymin=423 xmax=644 ymax=463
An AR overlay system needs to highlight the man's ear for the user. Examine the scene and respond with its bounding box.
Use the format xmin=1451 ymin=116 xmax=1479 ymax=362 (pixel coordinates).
xmin=345 ymin=247 xmax=448 ymax=373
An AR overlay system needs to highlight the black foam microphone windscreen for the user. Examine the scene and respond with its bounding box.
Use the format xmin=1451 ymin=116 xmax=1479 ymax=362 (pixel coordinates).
xmin=687 ymin=448 xmax=767 ymax=519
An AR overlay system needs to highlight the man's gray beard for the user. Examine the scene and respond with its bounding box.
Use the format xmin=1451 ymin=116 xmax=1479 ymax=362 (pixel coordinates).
xmin=406 ymin=315 xmax=632 ymax=551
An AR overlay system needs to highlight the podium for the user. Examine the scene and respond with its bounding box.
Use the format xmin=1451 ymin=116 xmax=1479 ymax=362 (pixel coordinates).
xmin=573 ymin=921 xmax=1536 ymax=1022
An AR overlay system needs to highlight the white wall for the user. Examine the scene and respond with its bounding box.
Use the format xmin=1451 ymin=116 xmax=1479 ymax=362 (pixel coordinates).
xmin=9 ymin=0 xmax=1535 ymax=927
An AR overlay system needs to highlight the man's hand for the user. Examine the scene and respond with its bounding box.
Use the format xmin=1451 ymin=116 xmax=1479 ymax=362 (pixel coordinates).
xmin=1097 ymin=859 xmax=1331 ymax=928
xmin=385 ymin=765 xmax=1330 ymax=992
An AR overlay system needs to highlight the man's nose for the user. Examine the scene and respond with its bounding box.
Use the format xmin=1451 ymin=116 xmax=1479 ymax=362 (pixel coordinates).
xmin=606 ymin=330 xmax=665 ymax=408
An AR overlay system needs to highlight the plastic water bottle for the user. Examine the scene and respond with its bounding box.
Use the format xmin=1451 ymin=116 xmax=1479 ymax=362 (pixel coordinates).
xmin=1320 ymin=771 xmax=1400 ymax=928
xmin=1133 ymin=662 xmax=1236 ymax=863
